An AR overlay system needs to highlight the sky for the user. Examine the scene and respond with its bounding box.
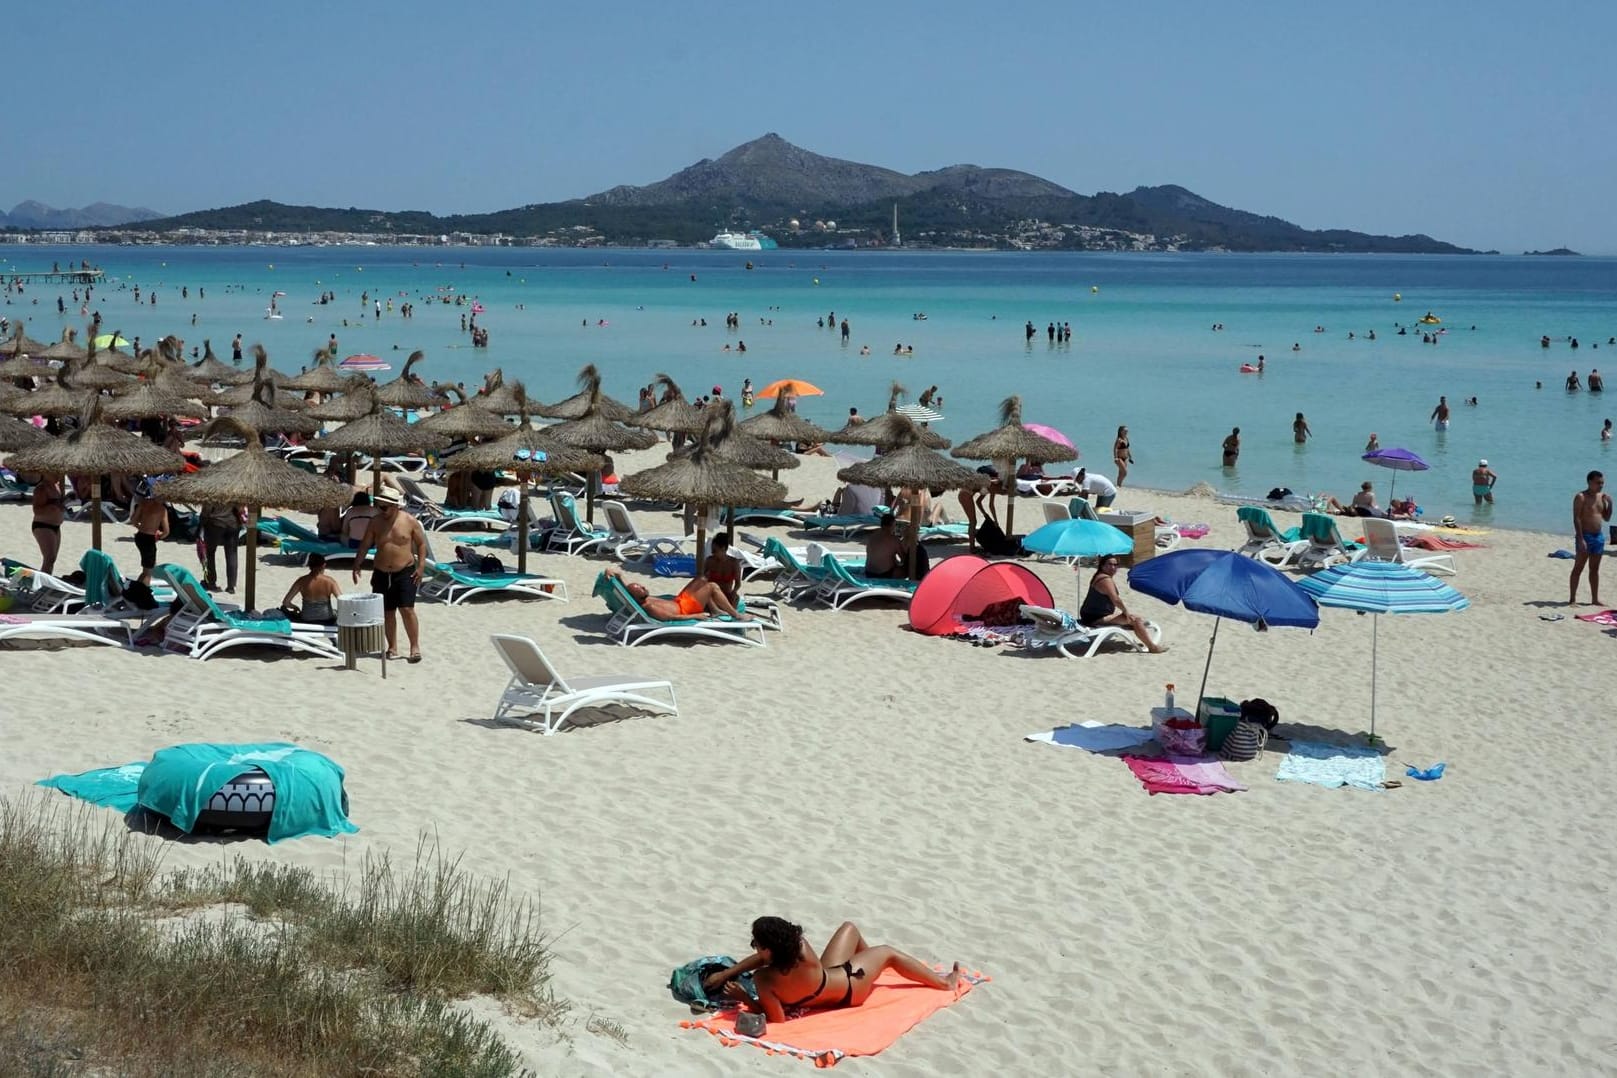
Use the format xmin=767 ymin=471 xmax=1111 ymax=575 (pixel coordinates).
xmin=8 ymin=0 xmax=1615 ymax=253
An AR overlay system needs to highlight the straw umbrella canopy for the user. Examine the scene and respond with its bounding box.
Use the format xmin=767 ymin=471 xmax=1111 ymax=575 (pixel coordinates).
xmin=828 ymin=383 xmax=950 ymax=449
xmin=671 ymin=404 xmax=799 ymax=471
xmin=210 ymin=347 xmax=308 ymax=408
xmin=0 ymin=413 xmax=49 ymax=451
xmin=305 ymin=385 xmax=378 ymax=423
xmin=372 ymin=351 xmax=445 ymax=410
xmin=950 ymin=395 xmax=1078 ymax=538
xmin=155 ymin=417 xmax=353 ymax=610
xmin=543 ymin=365 xmax=657 ymax=523
xmin=186 ymin=340 xmax=255 ymax=386
xmin=470 ymin=371 xmax=531 ymax=416
xmin=37 ymin=329 xmax=89 ymax=365
xmin=738 ymin=392 xmax=833 ymax=445
xmin=0 ymin=325 xmax=48 ymax=358
xmin=441 ymin=385 xmax=604 ymax=574
xmin=536 ymin=364 xmax=638 ymax=422
xmin=836 ymin=415 xmax=988 ymax=580
xmin=0 ymin=365 xmax=100 ymax=419
xmin=627 ymin=374 xmax=710 ymax=436
xmin=4 ymin=396 xmax=184 ymax=550
xmin=416 ymin=398 xmax=513 ymax=440
xmin=283 ymin=348 xmax=360 ymax=395
xmin=67 ymin=360 xmax=135 ymax=392
xmin=101 ymin=380 xmax=209 ymax=423
xmin=317 ymin=395 xmax=449 ymax=494
xmin=619 ymin=408 xmax=788 ymax=573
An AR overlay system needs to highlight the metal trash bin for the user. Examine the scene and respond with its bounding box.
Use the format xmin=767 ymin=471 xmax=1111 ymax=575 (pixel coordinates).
xmin=336 ymin=593 xmax=387 ymax=677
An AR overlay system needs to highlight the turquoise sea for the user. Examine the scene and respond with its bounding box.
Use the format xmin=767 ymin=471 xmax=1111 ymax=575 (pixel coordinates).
xmin=6 ymin=244 xmax=1616 ymax=532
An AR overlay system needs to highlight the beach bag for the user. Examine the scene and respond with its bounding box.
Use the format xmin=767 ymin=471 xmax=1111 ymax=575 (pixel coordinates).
xmin=123 ymin=580 xmax=158 ymax=611
xmin=1239 ymin=697 xmax=1280 ymax=732
xmin=975 ymin=517 xmax=1020 ymax=557
xmin=1267 ymin=487 xmax=1293 ymax=501
xmin=669 ymin=955 xmax=756 ymax=1010
xmin=1219 ymin=720 xmax=1268 ymax=762
xmin=1154 ymin=715 xmax=1206 ymax=755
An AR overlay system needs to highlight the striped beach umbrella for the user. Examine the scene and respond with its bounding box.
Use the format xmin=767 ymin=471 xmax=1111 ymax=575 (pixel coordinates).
xmin=1297 ymin=560 xmax=1468 ymax=740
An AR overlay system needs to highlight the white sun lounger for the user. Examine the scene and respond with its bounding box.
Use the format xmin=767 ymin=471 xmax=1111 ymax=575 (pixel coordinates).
xmin=489 ymin=633 xmax=678 ymax=734
xmin=602 ymin=500 xmax=691 ymax=565
xmin=1361 ymin=517 xmax=1457 ymax=576
xmin=158 ymin=564 xmax=341 ymax=661
xmin=1019 ymin=605 xmax=1162 ymax=658
xmin=0 ymin=612 xmax=130 ymax=647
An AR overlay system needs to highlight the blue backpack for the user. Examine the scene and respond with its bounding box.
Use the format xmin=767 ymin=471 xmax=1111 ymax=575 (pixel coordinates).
xmin=668 ymin=955 xmax=757 ymax=1009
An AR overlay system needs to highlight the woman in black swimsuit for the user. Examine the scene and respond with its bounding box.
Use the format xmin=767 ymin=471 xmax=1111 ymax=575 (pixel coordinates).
xmin=704 ymin=917 xmax=961 ymax=1023
xmin=30 ymin=474 xmax=65 ymax=574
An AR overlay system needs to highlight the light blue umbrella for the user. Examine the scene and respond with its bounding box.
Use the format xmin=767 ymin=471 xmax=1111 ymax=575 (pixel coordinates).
xmin=1022 ymin=518 xmax=1133 ymax=607
xmin=1297 ymin=560 xmax=1468 ymax=740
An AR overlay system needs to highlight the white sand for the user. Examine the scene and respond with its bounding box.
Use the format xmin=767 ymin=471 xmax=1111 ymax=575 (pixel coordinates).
xmin=3 ymin=451 xmax=1614 ymax=1076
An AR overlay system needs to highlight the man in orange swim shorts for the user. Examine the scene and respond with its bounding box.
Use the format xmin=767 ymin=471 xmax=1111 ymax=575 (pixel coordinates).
xmin=607 ymin=566 xmax=744 ymax=620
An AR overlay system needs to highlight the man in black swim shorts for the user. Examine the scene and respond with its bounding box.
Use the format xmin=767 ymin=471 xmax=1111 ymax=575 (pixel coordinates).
xmin=353 ymin=488 xmax=428 ymax=662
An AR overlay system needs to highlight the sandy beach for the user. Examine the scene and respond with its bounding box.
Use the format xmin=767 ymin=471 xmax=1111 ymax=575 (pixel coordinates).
xmin=3 ymin=451 xmax=1614 ymax=1076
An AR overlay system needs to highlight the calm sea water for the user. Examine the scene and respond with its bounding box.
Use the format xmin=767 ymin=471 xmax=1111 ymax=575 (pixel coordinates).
xmin=6 ymin=244 xmax=1616 ymax=532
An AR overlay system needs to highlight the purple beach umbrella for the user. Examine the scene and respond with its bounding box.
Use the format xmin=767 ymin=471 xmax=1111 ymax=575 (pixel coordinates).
xmin=1361 ymin=447 xmax=1428 ymax=499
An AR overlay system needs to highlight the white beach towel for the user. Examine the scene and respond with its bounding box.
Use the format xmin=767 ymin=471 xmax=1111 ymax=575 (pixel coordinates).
xmin=1026 ymin=722 xmax=1156 ymax=754
xmin=1275 ymin=740 xmax=1386 ymax=791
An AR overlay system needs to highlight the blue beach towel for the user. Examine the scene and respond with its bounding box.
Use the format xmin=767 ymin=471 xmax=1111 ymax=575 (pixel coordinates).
xmin=38 ymin=742 xmax=357 ymax=844
xmin=1275 ymin=740 xmax=1386 ymax=791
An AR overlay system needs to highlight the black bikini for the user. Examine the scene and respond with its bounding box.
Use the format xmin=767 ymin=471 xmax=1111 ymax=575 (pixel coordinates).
xmin=778 ymin=963 xmax=865 ymax=1011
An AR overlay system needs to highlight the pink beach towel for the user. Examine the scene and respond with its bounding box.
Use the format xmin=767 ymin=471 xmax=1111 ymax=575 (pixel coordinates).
xmin=1576 ymin=609 xmax=1617 ymax=626
xmin=1123 ymin=754 xmax=1246 ymax=795
xmin=1176 ymin=523 xmax=1211 ymax=539
xmin=682 ymin=966 xmax=987 ymax=1067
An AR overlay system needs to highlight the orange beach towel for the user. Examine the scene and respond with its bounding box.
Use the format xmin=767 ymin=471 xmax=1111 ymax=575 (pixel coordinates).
xmin=682 ymin=966 xmax=987 ymax=1067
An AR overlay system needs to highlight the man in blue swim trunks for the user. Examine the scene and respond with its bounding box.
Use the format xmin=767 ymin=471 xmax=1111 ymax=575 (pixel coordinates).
xmin=1570 ymin=470 xmax=1611 ymax=605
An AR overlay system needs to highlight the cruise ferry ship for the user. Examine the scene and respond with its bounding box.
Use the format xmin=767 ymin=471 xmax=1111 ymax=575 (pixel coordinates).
xmin=709 ymin=230 xmax=778 ymax=251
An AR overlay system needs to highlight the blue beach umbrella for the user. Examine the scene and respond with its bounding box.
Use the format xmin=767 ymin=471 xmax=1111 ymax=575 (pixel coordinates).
xmin=1022 ymin=518 xmax=1133 ymax=607
xmin=1129 ymin=549 xmax=1320 ymax=708
xmin=1362 ymin=447 xmax=1428 ymax=500
xmin=1297 ymin=560 xmax=1468 ymax=740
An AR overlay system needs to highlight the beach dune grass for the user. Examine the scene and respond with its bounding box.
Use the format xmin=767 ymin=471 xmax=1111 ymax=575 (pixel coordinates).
xmin=0 ymin=796 xmax=556 ymax=1077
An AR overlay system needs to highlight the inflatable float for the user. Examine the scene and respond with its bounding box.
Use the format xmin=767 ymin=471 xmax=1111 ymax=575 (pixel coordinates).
xmin=1240 ymin=364 xmax=1260 ymax=373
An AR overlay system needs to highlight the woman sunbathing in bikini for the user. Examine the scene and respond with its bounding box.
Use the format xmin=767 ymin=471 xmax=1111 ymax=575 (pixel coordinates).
xmin=704 ymin=917 xmax=962 ymax=1023
xmin=604 ymin=565 xmax=741 ymax=620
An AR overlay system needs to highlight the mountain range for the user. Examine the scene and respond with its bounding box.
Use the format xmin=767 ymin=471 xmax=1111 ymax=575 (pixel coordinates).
xmin=61 ymin=135 xmax=1479 ymax=253
xmin=1 ymin=200 xmax=162 ymax=230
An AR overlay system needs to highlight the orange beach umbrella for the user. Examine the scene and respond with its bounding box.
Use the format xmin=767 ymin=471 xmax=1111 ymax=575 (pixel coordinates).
xmin=756 ymin=378 xmax=823 ymax=400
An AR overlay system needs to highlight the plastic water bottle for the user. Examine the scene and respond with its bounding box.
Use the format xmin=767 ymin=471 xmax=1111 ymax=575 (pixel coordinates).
xmin=1165 ymin=683 xmax=1176 ymax=712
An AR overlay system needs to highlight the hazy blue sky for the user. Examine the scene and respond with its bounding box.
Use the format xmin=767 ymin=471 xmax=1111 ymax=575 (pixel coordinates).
xmin=9 ymin=1 xmax=1614 ymax=252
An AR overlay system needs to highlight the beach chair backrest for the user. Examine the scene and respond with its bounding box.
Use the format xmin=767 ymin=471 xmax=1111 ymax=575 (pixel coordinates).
xmin=1043 ymin=501 xmax=1073 ymax=525
xmin=79 ymin=549 xmax=118 ymax=606
xmin=602 ymin=501 xmax=636 ymax=540
xmin=805 ymin=542 xmax=834 ymax=569
xmin=492 ymin=634 xmax=563 ymax=693
xmin=396 ymin=475 xmax=432 ymax=508
xmin=592 ymin=571 xmax=634 ymax=616
xmin=556 ymin=493 xmax=585 ymax=530
xmin=275 ymin=516 xmax=321 ymax=542
xmin=760 ymin=537 xmax=806 ymax=574
xmin=158 ymin=563 xmax=222 ymax=618
xmin=1361 ymin=518 xmax=1402 ymax=560
xmin=1237 ymin=505 xmax=1277 ymax=540
xmin=1299 ymin=512 xmax=1337 ymax=546
xmin=818 ymin=550 xmax=858 ymax=585
xmin=1069 ymin=498 xmax=1100 ymax=521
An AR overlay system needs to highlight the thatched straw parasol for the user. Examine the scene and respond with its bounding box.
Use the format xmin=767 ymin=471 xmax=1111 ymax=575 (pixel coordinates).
xmin=950 ymin=395 xmax=1078 ymax=538
xmin=416 ymin=398 xmax=513 ymax=440
xmin=283 ymin=348 xmax=359 ymax=395
xmin=372 ymin=350 xmax=444 ymax=410
xmin=37 ymin=329 xmax=89 ymax=365
xmin=469 ymin=371 xmax=531 ymax=415
xmin=317 ymin=395 xmax=449 ymax=494
xmin=67 ymin=356 xmax=135 ymax=392
xmin=738 ymin=391 xmax=833 ymax=445
xmin=210 ymin=347 xmax=308 ymax=408
xmin=828 ymin=383 xmax=950 ymax=449
xmin=619 ymin=407 xmax=787 ymax=573
xmin=441 ymin=384 xmax=603 ymax=574
xmin=0 ymin=325 xmax=49 ymax=358
xmin=4 ymin=396 xmax=184 ymax=550
xmin=627 ymin=374 xmax=710 ymax=436
xmin=671 ymin=401 xmax=799 ymax=471
xmin=305 ymin=385 xmax=377 ymax=423
xmin=0 ymin=365 xmax=99 ymax=419
xmin=536 ymin=364 xmax=637 ymax=422
xmin=156 ymin=416 xmax=354 ymax=610
xmin=0 ymin=413 xmax=49 ymax=451
xmin=101 ymin=380 xmax=208 ymax=423
xmin=836 ymin=415 xmax=987 ymax=580
xmin=186 ymin=340 xmax=255 ymax=386
xmin=543 ymin=365 xmax=657 ymax=522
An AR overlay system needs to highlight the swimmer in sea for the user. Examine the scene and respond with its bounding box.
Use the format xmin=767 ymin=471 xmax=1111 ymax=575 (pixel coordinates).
xmin=1430 ymin=395 xmax=1451 ymax=431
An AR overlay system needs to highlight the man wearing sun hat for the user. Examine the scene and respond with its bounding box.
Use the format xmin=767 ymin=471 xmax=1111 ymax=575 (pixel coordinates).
xmin=352 ymin=488 xmax=428 ymax=663
xmin=1472 ymin=459 xmax=1498 ymax=505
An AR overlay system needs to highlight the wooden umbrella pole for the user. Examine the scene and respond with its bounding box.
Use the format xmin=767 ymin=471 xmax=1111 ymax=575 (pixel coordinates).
xmin=693 ymin=506 xmax=708 ymax=580
xmin=908 ymin=502 xmax=922 ymax=581
xmin=586 ymin=468 xmax=598 ymax=524
xmin=516 ymin=473 xmax=529 ymax=575
xmin=1003 ymin=457 xmax=1018 ymax=540
xmin=245 ymin=506 xmax=261 ymax=610
xmin=91 ymin=490 xmax=103 ymax=551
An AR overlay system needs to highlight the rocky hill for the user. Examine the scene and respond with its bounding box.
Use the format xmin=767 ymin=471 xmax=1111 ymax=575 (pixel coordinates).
xmin=124 ymin=135 xmax=1476 ymax=253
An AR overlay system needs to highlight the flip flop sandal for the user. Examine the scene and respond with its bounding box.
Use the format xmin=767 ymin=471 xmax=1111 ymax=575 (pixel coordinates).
xmin=408 ymin=653 xmax=423 ymax=664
